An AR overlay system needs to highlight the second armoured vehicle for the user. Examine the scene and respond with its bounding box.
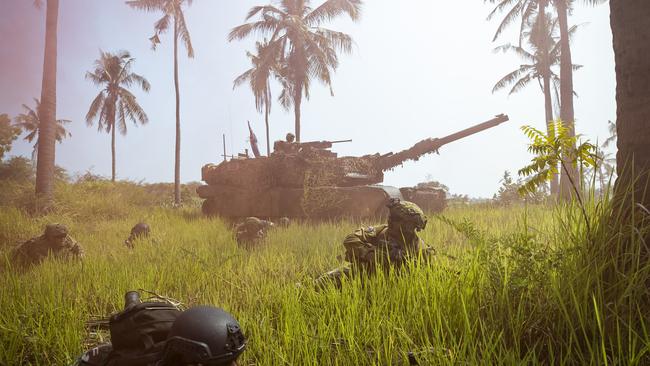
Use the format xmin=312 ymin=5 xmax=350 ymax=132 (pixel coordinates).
xmin=198 ymin=114 xmax=509 ymax=219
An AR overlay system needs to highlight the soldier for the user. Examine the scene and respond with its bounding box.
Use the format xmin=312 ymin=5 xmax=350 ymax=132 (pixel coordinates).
xmin=125 ymin=222 xmax=151 ymax=249
xmin=317 ymin=198 xmax=434 ymax=287
xmin=272 ymin=132 xmax=298 ymax=155
xmin=12 ymin=223 xmax=84 ymax=267
xmin=277 ymin=217 xmax=291 ymax=228
xmin=234 ymin=217 xmax=274 ymax=247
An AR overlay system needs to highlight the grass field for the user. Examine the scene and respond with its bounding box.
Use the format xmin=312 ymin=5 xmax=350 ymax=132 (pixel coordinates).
xmin=0 ymin=180 xmax=648 ymax=365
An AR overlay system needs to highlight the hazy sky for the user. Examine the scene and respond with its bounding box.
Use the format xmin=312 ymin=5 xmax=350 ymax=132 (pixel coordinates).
xmin=0 ymin=1 xmax=615 ymax=197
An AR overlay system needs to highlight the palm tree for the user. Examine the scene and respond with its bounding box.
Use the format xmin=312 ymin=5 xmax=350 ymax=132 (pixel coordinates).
xmin=492 ymin=11 xmax=580 ymax=196
xmin=234 ymin=40 xmax=280 ymax=156
xmin=33 ymin=0 xmax=59 ymax=209
xmin=14 ymin=98 xmax=71 ymax=163
xmin=85 ymin=51 xmax=150 ymax=182
xmin=485 ymin=0 xmax=603 ymax=200
xmin=229 ymin=0 xmax=362 ymax=142
xmin=126 ymin=0 xmax=195 ymax=205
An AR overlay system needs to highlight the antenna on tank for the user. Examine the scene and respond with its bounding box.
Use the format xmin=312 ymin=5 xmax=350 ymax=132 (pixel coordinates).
xmin=222 ymin=133 xmax=227 ymax=162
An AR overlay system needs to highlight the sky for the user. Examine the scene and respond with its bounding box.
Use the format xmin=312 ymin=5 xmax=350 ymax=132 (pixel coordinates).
xmin=0 ymin=0 xmax=615 ymax=198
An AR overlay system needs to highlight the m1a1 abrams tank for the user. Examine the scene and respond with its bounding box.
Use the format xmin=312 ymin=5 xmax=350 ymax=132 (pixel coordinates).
xmin=198 ymin=114 xmax=509 ymax=219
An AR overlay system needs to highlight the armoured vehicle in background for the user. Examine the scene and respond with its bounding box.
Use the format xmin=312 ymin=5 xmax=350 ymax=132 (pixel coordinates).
xmin=198 ymin=114 xmax=509 ymax=219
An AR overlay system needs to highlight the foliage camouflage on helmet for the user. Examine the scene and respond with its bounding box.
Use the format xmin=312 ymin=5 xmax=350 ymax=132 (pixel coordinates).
xmin=44 ymin=223 xmax=68 ymax=238
xmin=387 ymin=198 xmax=427 ymax=230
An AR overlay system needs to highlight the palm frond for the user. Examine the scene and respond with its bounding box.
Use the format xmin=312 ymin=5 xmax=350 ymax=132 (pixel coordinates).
xmin=246 ymin=5 xmax=284 ymax=20
xmin=305 ymin=0 xmax=362 ymax=26
xmin=508 ymin=73 xmax=533 ymax=95
xmin=86 ymin=92 xmax=106 ymax=127
xmin=492 ymin=67 xmax=527 ymax=93
xmin=176 ymin=10 xmax=195 ymax=57
xmin=228 ymin=20 xmax=279 ymax=42
xmin=125 ymin=0 xmax=166 ymax=12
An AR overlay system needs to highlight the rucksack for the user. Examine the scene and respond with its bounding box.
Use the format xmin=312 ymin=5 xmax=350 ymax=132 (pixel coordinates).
xmin=104 ymin=301 xmax=181 ymax=366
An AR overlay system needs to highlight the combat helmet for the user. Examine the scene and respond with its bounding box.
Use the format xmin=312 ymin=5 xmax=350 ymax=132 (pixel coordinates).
xmin=130 ymin=222 xmax=151 ymax=239
xmin=386 ymin=198 xmax=427 ymax=231
xmin=44 ymin=223 xmax=68 ymax=239
xmin=285 ymin=132 xmax=295 ymax=143
xmin=158 ymin=306 xmax=247 ymax=366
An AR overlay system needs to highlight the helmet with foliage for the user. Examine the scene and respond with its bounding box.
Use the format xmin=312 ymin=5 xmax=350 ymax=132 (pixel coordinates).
xmin=158 ymin=306 xmax=247 ymax=366
xmin=386 ymin=198 xmax=427 ymax=231
xmin=44 ymin=223 xmax=68 ymax=239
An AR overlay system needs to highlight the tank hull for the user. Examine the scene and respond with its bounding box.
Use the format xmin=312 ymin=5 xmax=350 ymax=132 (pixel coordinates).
xmin=198 ymin=185 xmax=399 ymax=219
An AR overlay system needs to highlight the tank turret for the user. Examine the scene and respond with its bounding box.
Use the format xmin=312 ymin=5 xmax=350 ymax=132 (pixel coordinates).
xmin=197 ymin=114 xmax=508 ymax=218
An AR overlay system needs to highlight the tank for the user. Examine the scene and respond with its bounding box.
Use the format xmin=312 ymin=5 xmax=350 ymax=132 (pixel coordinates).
xmin=197 ymin=114 xmax=509 ymax=219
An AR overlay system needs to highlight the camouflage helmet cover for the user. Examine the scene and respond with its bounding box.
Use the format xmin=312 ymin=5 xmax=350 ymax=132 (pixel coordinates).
xmin=285 ymin=133 xmax=295 ymax=142
xmin=44 ymin=223 xmax=68 ymax=239
xmin=243 ymin=217 xmax=262 ymax=227
xmin=386 ymin=198 xmax=427 ymax=231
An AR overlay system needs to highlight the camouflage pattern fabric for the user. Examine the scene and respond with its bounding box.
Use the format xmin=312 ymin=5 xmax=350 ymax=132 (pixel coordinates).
xmin=317 ymin=199 xmax=434 ymax=288
xmin=13 ymin=224 xmax=84 ymax=267
xmin=343 ymin=224 xmax=432 ymax=272
xmin=235 ymin=217 xmax=274 ymax=247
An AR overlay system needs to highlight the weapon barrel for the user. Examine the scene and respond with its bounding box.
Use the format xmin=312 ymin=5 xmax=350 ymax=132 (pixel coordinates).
xmin=437 ymin=114 xmax=509 ymax=146
xmin=375 ymin=114 xmax=509 ymax=171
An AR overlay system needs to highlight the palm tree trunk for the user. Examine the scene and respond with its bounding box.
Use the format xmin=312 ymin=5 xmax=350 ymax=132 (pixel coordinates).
xmin=539 ymin=1 xmax=559 ymax=198
xmin=610 ymin=0 xmax=650 ymax=253
xmin=294 ymin=84 xmax=302 ymax=142
xmin=173 ymin=16 xmax=181 ymax=205
xmin=555 ymin=0 xmax=579 ymax=201
xmin=543 ymin=74 xmax=559 ymax=197
xmin=111 ymin=124 xmax=116 ymax=182
xmin=265 ymin=95 xmax=270 ymax=156
xmin=35 ymin=0 xmax=58 ymax=209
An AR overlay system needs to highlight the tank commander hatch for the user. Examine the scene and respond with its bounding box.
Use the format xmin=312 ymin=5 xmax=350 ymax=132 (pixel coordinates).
xmin=12 ymin=223 xmax=84 ymax=267
xmin=272 ymin=132 xmax=298 ymax=155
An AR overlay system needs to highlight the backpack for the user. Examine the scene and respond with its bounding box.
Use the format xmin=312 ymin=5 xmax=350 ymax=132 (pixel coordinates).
xmin=104 ymin=301 xmax=181 ymax=366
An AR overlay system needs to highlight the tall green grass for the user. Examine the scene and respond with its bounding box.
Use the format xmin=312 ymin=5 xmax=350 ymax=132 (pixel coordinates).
xmin=0 ymin=181 xmax=648 ymax=365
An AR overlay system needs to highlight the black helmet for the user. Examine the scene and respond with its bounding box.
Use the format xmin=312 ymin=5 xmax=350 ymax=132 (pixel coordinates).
xmin=158 ymin=306 xmax=246 ymax=366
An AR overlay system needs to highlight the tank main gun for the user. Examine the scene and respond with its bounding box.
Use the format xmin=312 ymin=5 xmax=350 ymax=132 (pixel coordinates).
xmin=338 ymin=114 xmax=509 ymax=186
xmin=374 ymin=114 xmax=509 ymax=171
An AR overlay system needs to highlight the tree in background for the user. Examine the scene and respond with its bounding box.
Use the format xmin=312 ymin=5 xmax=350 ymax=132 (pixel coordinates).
xmin=492 ymin=9 xmax=580 ymax=196
xmin=33 ymin=0 xmax=59 ymax=209
xmin=14 ymin=98 xmax=72 ymax=163
xmin=485 ymin=0 xmax=605 ymax=200
xmin=0 ymin=114 xmax=21 ymax=160
xmin=229 ymin=0 xmax=362 ymax=142
xmin=609 ymin=0 xmax=650 ymax=255
xmin=126 ymin=0 xmax=195 ymax=205
xmin=234 ymin=40 xmax=280 ymax=156
xmin=85 ymin=51 xmax=150 ymax=182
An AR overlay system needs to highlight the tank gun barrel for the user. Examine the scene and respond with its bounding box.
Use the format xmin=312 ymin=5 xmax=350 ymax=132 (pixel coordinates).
xmin=375 ymin=114 xmax=509 ymax=170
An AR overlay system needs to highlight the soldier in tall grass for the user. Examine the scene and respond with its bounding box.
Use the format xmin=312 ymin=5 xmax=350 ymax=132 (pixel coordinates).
xmin=12 ymin=223 xmax=84 ymax=267
xmin=318 ymin=198 xmax=434 ymax=287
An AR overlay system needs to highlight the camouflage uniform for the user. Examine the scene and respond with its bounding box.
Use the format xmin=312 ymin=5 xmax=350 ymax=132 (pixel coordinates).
xmin=235 ymin=217 xmax=274 ymax=247
xmin=272 ymin=132 xmax=298 ymax=155
xmin=317 ymin=199 xmax=434 ymax=287
xmin=124 ymin=222 xmax=151 ymax=249
xmin=13 ymin=224 xmax=84 ymax=267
